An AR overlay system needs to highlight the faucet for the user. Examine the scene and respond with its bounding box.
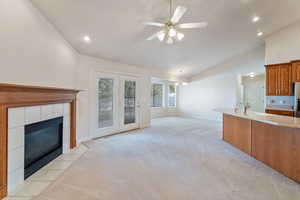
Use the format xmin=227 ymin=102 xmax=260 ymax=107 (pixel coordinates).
xmin=236 ymin=102 xmax=250 ymax=114
xmin=243 ymin=103 xmax=251 ymax=114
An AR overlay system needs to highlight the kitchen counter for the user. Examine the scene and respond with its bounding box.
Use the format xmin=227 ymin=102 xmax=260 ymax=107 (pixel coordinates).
xmin=222 ymin=112 xmax=300 ymax=184
xmin=222 ymin=110 xmax=300 ymax=128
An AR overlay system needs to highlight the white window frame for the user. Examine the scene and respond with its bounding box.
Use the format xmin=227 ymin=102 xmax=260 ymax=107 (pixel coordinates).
xmin=151 ymin=82 xmax=165 ymax=108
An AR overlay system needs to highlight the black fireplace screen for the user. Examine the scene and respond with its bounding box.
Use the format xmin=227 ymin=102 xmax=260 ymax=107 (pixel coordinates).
xmin=24 ymin=117 xmax=63 ymax=179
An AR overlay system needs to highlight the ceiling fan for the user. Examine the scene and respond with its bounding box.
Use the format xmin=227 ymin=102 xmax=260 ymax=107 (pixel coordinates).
xmin=145 ymin=0 xmax=208 ymax=44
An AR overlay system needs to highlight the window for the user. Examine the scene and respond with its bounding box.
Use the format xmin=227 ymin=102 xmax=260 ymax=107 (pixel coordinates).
xmin=151 ymin=83 xmax=163 ymax=107
xmin=168 ymin=84 xmax=176 ymax=107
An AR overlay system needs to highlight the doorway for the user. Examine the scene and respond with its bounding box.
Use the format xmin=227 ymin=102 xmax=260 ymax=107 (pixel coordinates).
xmin=238 ymin=74 xmax=265 ymax=112
xmin=94 ymin=72 xmax=140 ymax=138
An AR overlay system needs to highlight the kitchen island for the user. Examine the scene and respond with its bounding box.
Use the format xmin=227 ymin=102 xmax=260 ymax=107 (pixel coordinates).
xmin=223 ymin=111 xmax=300 ymax=183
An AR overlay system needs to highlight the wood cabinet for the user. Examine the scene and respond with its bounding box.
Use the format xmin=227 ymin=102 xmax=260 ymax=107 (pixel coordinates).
xmin=223 ymin=114 xmax=300 ymax=184
xmin=292 ymin=60 xmax=300 ymax=82
xmin=266 ymin=66 xmax=278 ymax=96
xmin=251 ymin=121 xmax=280 ymax=171
xmin=265 ymin=109 xmax=294 ymax=117
xmin=279 ymin=64 xmax=293 ymax=95
xmin=223 ymin=114 xmax=252 ymax=155
xmin=266 ymin=63 xmax=293 ymax=96
xmin=251 ymin=121 xmax=300 ymax=181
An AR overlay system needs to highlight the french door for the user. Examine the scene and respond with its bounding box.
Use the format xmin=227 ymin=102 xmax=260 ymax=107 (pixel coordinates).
xmin=94 ymin=73 xmax=139 ymax=138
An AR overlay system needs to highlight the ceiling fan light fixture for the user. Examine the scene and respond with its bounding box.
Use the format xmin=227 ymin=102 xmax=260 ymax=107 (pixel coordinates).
xmin=158 ymin=32 xmax=166 ymax=41
xmin=144 ymin=0 xmax=207 ymax=43
xmin=177 ymin=32 xmax=184 ymax=40
xmin=168 ymin=28 xmax=177 ymax=37
xmin=167 ymin=37 xmax=174 ymax=44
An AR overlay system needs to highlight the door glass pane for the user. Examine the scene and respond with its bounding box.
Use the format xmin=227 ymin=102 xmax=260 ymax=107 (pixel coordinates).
xmin=151 ymin=83 xmax=163 ymax=107
xmin=168 ymin=84 xmax=176 ymax=107
xmin=98 ymin=78 xmax=114 ymax=128
xmin=124 ymin=80 xmax=136 ymax=125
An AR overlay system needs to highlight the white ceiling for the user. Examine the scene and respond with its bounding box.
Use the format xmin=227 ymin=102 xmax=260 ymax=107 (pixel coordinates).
xmin=31 ymin=0 xmax=300 ymax=78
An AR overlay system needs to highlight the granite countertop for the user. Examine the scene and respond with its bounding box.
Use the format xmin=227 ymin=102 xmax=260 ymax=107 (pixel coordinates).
xmin=218 ymin=109 xmax=300 ymax=128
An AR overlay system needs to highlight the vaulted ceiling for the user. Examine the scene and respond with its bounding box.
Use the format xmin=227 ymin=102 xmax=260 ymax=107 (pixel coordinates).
xmin=31 ymin=0 xmax=300 ymax=78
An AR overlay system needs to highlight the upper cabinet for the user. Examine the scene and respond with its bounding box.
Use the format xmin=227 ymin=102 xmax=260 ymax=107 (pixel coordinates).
xmin=279 ymin=64 xmax=292 ymax=96
xmin=266 ymin=66 xmax=278 ymax=96
xmin=266 ymin=63 xmax=292 ymax=96
xmin=292 ymin=60 xmax=300 ymax=82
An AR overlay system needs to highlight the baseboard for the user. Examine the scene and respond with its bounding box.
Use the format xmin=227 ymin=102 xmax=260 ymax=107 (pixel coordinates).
xmin=77 ymin=136 xmax=92 ymax=144
xmin=179 ymin=114 xmax=223 ymax=123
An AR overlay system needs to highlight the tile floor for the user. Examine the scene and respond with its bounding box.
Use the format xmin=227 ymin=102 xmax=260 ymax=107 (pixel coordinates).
xmin=4 ymin=145 xmax=88 ymax=200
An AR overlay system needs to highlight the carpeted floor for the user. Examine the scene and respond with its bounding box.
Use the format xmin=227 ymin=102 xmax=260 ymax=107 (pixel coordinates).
xmin=35 ymin=117 xmax=300 ymax=200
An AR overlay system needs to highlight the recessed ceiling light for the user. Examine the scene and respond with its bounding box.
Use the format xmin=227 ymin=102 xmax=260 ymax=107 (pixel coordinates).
xmin=83 ymin=35 xmax=91 ymax=42
xmin=257 ymin=31 xmax=263 ymax=37
xmin=252 ymin=16 xmax=260 ymax=22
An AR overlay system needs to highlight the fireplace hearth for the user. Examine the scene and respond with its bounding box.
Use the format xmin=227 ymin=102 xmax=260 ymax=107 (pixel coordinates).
xmin=24 ymin=117 xmax=63 ymax=179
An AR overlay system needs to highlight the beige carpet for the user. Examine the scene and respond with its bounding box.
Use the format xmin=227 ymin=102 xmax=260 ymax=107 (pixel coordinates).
xmin=35 ymin=117 xmax=300 ymax=200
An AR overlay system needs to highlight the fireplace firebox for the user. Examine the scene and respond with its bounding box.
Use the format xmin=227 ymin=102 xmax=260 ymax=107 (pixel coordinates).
xmin=24 ymin=117 xmax=63 ymax=179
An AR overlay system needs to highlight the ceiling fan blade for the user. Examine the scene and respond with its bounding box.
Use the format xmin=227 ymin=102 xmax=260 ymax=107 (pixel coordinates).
xmin=178 ymin=22 xmax=208 ymax=29
xmin=146 ymin=31 xmax=164 ymax=41
xmin=171 ymin=6 xmax=187 ymax=23
xmin=144 ymin=22 xmax=165 ymax=27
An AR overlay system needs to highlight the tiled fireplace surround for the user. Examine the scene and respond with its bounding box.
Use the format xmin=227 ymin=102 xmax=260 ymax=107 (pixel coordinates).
xmin=7 ymin=103 xmax=71 ymax=194
xmin=0 ymin=84 xmax=79 ymax=199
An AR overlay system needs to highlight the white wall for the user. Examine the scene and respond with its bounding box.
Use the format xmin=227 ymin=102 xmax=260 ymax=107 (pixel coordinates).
xmin=178 ymin=45 xmax=265 ymax=121
xmin=76 ymin=55 xmax=181 ymax=142
xmin=0 ymin=0 xmax=78 ymax=88
xmin=0 ymin=0 xmax=181 ymax=143
xmin=0 ymin=0 xmax=88 ymax=140
xmin=266 ymin=21 xmax=300 ymax=64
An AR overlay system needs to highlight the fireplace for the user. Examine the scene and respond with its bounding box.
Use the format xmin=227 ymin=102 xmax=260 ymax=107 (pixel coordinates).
xmin=0 ymin=83 xmax=79 ymax=199
xmin=24 ymin=117 xmax=63 ymax=179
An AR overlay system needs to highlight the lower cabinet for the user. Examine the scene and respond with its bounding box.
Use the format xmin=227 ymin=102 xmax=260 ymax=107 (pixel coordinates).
xmin=223 ymin=114 xmax=300 ymax=183
xmin=251 ymin=121 xmax=300 ymax=182
xmin=265 ymin=109 xmax=294 ymax=117
xmin=223 ymin=114 xmax=251 ymax=155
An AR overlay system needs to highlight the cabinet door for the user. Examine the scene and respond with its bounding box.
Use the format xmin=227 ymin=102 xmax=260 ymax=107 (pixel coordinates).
xmin=295 ymin=132 xmax=300 ymax=183
xmin=223 ymin=114 xmax=252 ymax=155
xmin=279 ymin=64 xmax=292 ymax=96
xmin=265 ymin=109 xmax=294 ymax=117
xmin=292 ymin=61 xmax=300 ymax=82
xmin=278 ymin=127 xmax=297 ymax=180
xmin=266 ymin=66 xmax=278 ymax=96
xmin=251 ymin=121 xmax=281 ymax=171
xmin=252 ymin=121 xmax=300 ymax=182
